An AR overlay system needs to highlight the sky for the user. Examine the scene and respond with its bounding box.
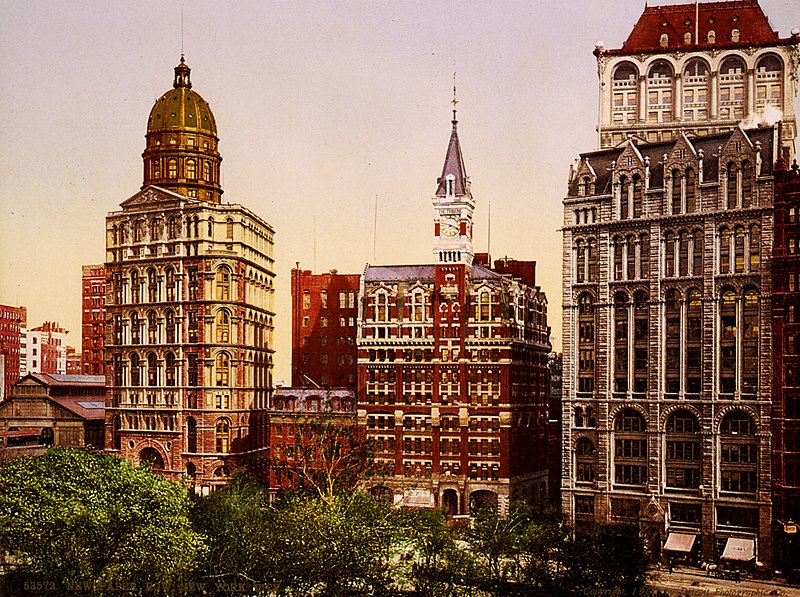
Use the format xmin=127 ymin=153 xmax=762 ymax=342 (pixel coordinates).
xmin=1 ymin=0 xmax=798 ymax=383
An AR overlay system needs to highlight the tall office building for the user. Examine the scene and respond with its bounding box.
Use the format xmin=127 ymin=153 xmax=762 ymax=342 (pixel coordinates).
xmin=358 ymin=110 xmax=551 ymax=514
xmin=81 ymin=264 xmax=106 ymax=376
xmin=104 ymin=57 xmax=275 ymax=491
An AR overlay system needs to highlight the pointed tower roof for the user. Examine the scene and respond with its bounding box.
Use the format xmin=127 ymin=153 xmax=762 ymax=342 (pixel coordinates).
xmin=435 ymin=110 xmax=469 ymax=196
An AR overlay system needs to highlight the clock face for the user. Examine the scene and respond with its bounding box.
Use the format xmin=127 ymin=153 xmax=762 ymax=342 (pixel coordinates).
xmin=441 ymin=218 xmax=459 ymax=237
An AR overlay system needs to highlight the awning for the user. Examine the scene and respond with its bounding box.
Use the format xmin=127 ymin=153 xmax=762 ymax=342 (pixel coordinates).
xmin=721 ymin=537 xmax=756 ymax=561
xmin=663 ymin=532 xmax=697 ymax=553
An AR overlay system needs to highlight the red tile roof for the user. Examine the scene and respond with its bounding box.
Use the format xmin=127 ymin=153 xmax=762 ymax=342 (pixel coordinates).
xmin=602 ymin=0 xmax=791 ymax=55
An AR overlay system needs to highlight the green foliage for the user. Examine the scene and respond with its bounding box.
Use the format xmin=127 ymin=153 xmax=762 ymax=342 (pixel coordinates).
xmin=0 ymin=447 xmax=201 ymax=596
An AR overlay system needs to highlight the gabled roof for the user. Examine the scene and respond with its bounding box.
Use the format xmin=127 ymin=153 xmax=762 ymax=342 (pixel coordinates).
xmin=603 ymin=0 xmax=787 ymax=55
xmin=435 ymin=113 xmax=469 ymax=196
xmin=119 ymin=185 xmax=201 ymax=209
xmin=567 ymin=126 xmax=775 ymax=198
xmin=29 ymin=373 xmax=105 ymax=387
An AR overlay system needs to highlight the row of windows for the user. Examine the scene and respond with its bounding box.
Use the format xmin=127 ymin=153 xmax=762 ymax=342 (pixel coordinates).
xmin=150 ymin=157 xmax=217 ymax=183
xmin=111 ymin=215 xmax=235 ymax=246
xmin=111 ymin=352 xmax=235 ymax=388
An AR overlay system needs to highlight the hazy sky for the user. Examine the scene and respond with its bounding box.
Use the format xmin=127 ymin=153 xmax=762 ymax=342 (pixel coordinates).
xmin=1 ymin=0 xmax=798 ymax=383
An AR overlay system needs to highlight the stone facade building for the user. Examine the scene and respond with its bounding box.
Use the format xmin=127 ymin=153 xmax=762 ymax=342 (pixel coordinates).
xmin=0 ymin=305 xmax=26 ymax=402
xmin=562 ymin=125 xmax=778 ymax=564
xmin=81 ymin=264 xmax=106 ymax=376
xmin=104 ymin=57 xmax=275 ymax=492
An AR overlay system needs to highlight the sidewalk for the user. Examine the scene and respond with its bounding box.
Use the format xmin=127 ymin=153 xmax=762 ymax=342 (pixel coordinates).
xmin=648 ymin=565 xmax=795 ymax=596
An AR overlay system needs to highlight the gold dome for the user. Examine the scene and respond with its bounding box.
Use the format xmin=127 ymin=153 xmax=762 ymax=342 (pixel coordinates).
xmin=147 ymin=56 xmax=217 ymax=136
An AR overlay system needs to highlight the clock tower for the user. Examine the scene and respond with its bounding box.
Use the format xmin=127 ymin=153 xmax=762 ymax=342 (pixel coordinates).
xmin=433 ymin=108 xmax=474 ymax=266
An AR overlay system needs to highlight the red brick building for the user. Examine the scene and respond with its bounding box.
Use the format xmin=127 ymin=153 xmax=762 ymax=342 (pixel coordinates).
xmin=267 ymin=386 xmax=356 ymax=495
xmin=772 ymin=158 xmax=800 ymax=571
xmin=358 ymin=110 xmax=551 ymax=514
xmin=0 ymin=305 xmax=26 ymax=402
xmin=291 ymin=268 xmax=359 ymax=389
xmin=81 ymin=264 xmax=106 ymax=376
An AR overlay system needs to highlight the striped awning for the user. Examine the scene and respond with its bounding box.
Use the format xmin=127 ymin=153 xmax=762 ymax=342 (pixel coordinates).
xmin=663 ymin=532 xmax=697 ymax=553
xmin=721 ymin=537 xmax=755 ymax=561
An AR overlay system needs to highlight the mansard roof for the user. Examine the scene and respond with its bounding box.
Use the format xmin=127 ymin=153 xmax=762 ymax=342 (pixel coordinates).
xmin=363 ymin=263 xmax=502 ymax=283
xmin=599 ymin=0 xmax=792 ymax=56
xmin=567 ymin=126 xmax=774 ymax=198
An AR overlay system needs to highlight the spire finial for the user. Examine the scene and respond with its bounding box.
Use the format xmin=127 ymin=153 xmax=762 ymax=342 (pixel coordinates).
xmin=451 ymin=71 xmax=458 ymax=123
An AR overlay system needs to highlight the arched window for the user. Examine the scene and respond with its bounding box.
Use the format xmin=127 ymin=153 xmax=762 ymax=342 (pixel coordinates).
xmin=671 ymin=170 xmax=682 ymax=214
xmin=216 ymin=353 xmax=230 ymax=387
xmin=720 ymin=289 xmax=737 ymax=394
xmin=147 ymin=352 xmax=158 ymax=386
xmin=665 ymin=232 xmax=676 ymax=277
xmin=130 ymin=270 xmax=141 ymax=303
xmin=666 ymin=411 xmax=701 ymax=489
xmin=720 ymin=228 xmax=731 ymax=273
xmin=208 ymin=217 xmax=214 ymax=237
xmin=217 ymin=310 xmax=230 ymax=343
xmin=686 ymin=168 xmax=696 ymax=212
xmin=640 ymin=234 xmax=650 ymax=278
xmin=165 ymin=267 xmax=176 ymax=301
xmin=226 ymin=217 xmax=234 ymax=239
xmin=633 ymin=291 xmax=649 ymax=393
xmin=741 ymin=160 xmax=753 ymax=208
xmin=203 ymin=161 xmax=211 ymax=181
xmin=612 ymin=63 xmax=638 ymax=125
xmin=168 ymin=159 xmax=177 ymax=178
xmin=130 ymin=311 xmax=142 ymax=344
xmin=619 ymin=175 xmax=629 ymax=219
xmin=742 ymin=289 xmax=759 ymax=394
xmin=576 ymin=437 xmax=596 ymax=483
xmin=614 ymin=410 xmax=647 ymax=486
xmin=707 ymin=30 xmax=716 ymax=44
xmin=165 ymin=352 xmax=176 ymax=387
xmin=167 ymin=217 xmax=178 ymax=239
xmin=150 ymin=218 xmax=162 ymax=241
xmin=216 ymin=267 xmax=231 ymax=300
xmin=720 ymin=412 xmax=757 ymax=493
xmin=660 ymin=33 xmax=669 ymax=47
xmin=734 ymin=226 xmax=745 ymax=273
xmin=587 ymin=239 xmax=598 ymax=281
xmin=130 ymin=353 xmax=141 ymax=386
xmin=731 ymin=29 xmax=740 ymax=43
xmin=627 ymin=236 xmax=637 ymax=280
xmin=647 ymin=60 xmax=674 ymax=123
xmin=152 ymin=159 xmax=161 ymax=179
xmin=134 ymin=219 xmax=145 ymax=242
xmin=578 ymin=294 xmax=596 ymax=394
xmin=614 ymin=292 xmax=629 ymax=393
xmin=726 ymin=163 xmax=739 ymax=209
xmin=665 ymin=289 xmax=682 ymax=395
xmin=147 ymin=310 xmax=158 ymax=344
xmin=187 ymin=417 xmax=197 ymax=453
xmin=719 ymin=57 xmax=746 ymax=121
xmin=686 ymin=289 xmax=703 ymax=394
xmin=632 ymin=175 xmax=643 ymax=218
xmin=684 ymin=31 xmax=692 ymax=45
xmin=755 ymin=54 xmax=783 ymax=109
xmin=186 ymin=159 xmax=196 ymax=179
xmin=692 ymin=231 xmax=703 ymax=276
xmin=613 ymin=237 xmax=625 ymax=280
xmin=147 ymin=268 xmax=158 ymax=302
xmin=683 ymin=59 xmax=710 ymax=121
xmin=575 ymin=240 xmax=586 ymax=283
xmin=679 ymin=231 xmax=690 ymax=276
xmin=215 ymin=418 xmax=230 ymax=453
xmin=749 ymin=225 xmax=760 ymax=272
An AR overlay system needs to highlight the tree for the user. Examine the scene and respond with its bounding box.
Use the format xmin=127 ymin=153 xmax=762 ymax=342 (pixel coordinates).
xmin=0 ymin=447 xmax=201 ymax=595
xmin=271 ymin=413 xmax=381 ymax=506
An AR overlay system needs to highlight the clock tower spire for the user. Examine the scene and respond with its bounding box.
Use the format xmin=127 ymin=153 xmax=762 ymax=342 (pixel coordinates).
xmin=433 ymin=87 xmax=474 ymax=267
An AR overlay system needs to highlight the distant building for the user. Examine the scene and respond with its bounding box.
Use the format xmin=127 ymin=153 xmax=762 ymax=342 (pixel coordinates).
xmin=24 ymin=322 xmax=68 ymax=376
xmin=267 ymin=386 xmax=356 ymax=495
xmin=66 ymin=347 xmax=82 ymax=375
xmin=548 ymin=352 xmax=563 ymax=511
xmin=291 ymin=268 xmax=360 ymax=390
xmin=0 ymin=305 xmax=26 ymax=402
xmin=772 ymin=158 xmax=800 ymax=571
xmin=0 ymin=373 xmax=105 ymax=452
xmin=594 ymin=0 xmax=798 ymax=161
xmin=358 ymin=109 xmax=551 ymax=514
xmin=103 ymin=57 xmax=275 ymax=492
xmin=81 ymin=264 xmax=106 ymax=376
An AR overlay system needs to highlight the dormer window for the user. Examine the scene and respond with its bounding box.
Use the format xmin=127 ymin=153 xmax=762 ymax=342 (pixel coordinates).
xmin=707 ymin=30 xmax=716 ymax=44
xmin=445 ymin=174 xmax=455 ymax=196
xmin=731 ymin=29 xmax=740 ymax=43
xmin=660 ymin=33 xmax=669 ymax=47
xmin=684 ymin=32 xmax=692 ymax=45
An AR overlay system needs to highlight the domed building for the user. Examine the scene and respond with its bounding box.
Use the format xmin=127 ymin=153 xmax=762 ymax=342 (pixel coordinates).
xmin=142 ymin=56 xmax=223 ymax=203
xmin=103 ymin=58 xmax=276 ymax=492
